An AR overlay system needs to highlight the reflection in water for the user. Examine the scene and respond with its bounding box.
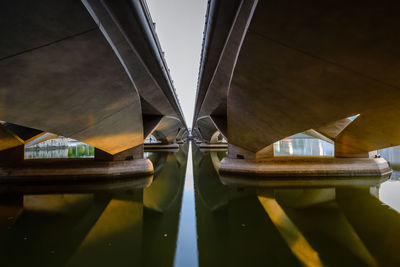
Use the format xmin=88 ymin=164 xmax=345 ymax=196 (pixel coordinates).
xmin=194 ymin=146 xmax=400 ymax=267
xmin=379 ymin=179 xmax=400 ymax=213
xmin=174 ymin=143 xmax=198 ymax=267
xmin=2 ymin=142 xmax=400 ymax=266
xmin=378 ymin=146 xmax=400 ymax=212
xmin=257 ymin=195 xmax=323 ymax=266
xmin=0 ymin=146 xmax=188 ymax=267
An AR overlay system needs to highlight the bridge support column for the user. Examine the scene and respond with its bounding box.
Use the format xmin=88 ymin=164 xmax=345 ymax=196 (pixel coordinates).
xmin=0 ymin=141 xmax=153 ymax=183
xmin=219 ymin=143 xmax=391 ymax=178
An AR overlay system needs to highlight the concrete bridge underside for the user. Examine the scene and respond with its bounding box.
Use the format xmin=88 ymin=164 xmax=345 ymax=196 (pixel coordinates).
xmin=0 ymin=0 xmax=187 ymax=177
xmin=193 ymin=0 xmax=400 ymax=176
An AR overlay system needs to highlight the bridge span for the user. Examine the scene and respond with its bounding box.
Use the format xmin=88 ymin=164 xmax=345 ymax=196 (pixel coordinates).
xmin=193 ymin=0 xmax=400 ymax=176
xmin=0 ymin=0 xmax=187 ymax=177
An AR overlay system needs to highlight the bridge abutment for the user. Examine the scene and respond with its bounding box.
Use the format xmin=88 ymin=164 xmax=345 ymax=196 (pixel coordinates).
xmin=220 ymin=143 xmax=391 ymax=178
xmin=0 ymin=142 xmax=154 ymax=184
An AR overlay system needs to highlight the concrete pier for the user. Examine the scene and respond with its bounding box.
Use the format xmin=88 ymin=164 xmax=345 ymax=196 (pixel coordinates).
xmin=219 ymin=157 xmax=391 ymax=178
xmin=0 ymin=158 xmax=153 ymax=184
xmin=198 ymin=143 xmax=228 ymax=149
xmin=192 ymin=0 xmax=400 ymax=178
xmin=0 ymin=1 xmax=187 ymax=177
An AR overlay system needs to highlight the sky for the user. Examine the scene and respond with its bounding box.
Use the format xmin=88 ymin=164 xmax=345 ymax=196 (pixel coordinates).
xmin=146 ymin=0 xmax=207 ymax=127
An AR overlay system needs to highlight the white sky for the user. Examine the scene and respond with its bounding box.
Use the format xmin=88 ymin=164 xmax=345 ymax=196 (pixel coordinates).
xmin=146 ymin=0 xmax=207 ymax=127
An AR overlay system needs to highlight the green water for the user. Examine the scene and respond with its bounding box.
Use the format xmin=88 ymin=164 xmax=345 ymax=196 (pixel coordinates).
xmin=193 ymin=146 xmax=400 ymax=267
xmin=1 ymin=143 xmax=400 ymax=266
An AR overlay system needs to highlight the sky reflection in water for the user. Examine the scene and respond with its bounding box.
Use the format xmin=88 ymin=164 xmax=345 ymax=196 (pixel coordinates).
xmin=1 ymin=141 xmax=400 ymax=266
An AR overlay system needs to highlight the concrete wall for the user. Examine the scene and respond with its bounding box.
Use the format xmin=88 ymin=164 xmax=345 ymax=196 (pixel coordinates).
xmin=194 ymin=0 xmax=400 ymax=158
xmin=0 ymin=0 xmax=186 ymax=160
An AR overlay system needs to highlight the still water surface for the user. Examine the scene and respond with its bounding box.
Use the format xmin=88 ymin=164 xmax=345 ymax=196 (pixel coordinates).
xmin=1 ymin=142 xmax=400 ymax=266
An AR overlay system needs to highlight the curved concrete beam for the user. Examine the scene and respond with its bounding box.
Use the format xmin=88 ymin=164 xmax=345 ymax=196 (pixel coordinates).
xmin=0 ymin=29 xmax=144 ymax=155
xmin=196 ymin=116 xmax=219 ymax=143
xmin=82 ymin=0 xmax=186 ymax=127
xmin=176 ymin=128 xmax=189 ymax=142
xmin=227 ymin=0 xmax=400 ymax=154
xmin=193 ymin=0 xmax=258 ymax=138
xmin=0 ymin=0 xmax=187 ymax=160
xmin=193 ymin=0 xmax=242 ymax=124
xmin=195 ymin=0 xmax=400 ymax=158
xmin=151 ymin=116 xmax=183 ymax=144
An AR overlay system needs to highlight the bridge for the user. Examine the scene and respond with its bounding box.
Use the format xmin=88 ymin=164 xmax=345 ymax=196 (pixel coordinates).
xmin=193 ymin=0 xmax=400 ymax=176
xmin=0 ymin=0 xmax=187 ymax=177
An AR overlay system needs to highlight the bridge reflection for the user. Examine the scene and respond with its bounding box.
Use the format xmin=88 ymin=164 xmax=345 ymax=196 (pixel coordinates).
xmin=194 ymin=146 xmax=400 ymax=267
xmin=0 ymin=146 xmax=188 ymax=267
xmin=1 ymin=143 xmax=399 ymax=266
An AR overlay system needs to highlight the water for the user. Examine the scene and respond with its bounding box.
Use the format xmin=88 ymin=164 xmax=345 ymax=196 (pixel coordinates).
xmin=1 ymin=142 xmax=400 ymax=266
xmin=193 ymin=148 xmax=400 ymax=266
xmin=0 ymin=149 xmax=188 ymax=267
xmin=174 ymin=143 xmax=198 ymax=267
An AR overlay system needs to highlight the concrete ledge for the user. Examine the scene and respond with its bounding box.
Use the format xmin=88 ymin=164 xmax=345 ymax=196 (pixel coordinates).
xmin=198 ymin=143 xmax=228 ymax=149
xmin=219 ymin=157 xmax=392 ymax=177
xmin=219 ymin=174 xmax=390 ymax=188
xmin=200 ymin=148 xmax=228 ymax=153
xmin=0 ymin=158 xmax=153 ymax=184
xmin=144 ymin=143 xmax=179 ymax=150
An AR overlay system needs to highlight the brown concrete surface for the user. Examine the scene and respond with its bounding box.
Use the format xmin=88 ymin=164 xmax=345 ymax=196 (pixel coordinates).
xmin=150 ymin=116 xmax=183 ymax=144
xmin=195 ymin=116 xmax=220 ymax=143
xmin=0 ymin=0 xmax=186 ymax=164
xmin=193 ymin=0 xmax=241 ymax=122
xmin=0 ymin=158 xmax=154 ymax=183
xmin=199 ymin=143 xmax=228 ymax=149
xmin=230 ymin=0 xmax=400 ymax=155
xmin=193 ymin=0 xmax=400 ymax=163
xmin=219 ymin=157 xmax=392 ymax=177
xmin=176 ymin=128 xmax=189 ymax=142
xmin=193 ymin=0 xmax=257 ymax=138
xmin=1 ymin=29 xmax=144 ymax=155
